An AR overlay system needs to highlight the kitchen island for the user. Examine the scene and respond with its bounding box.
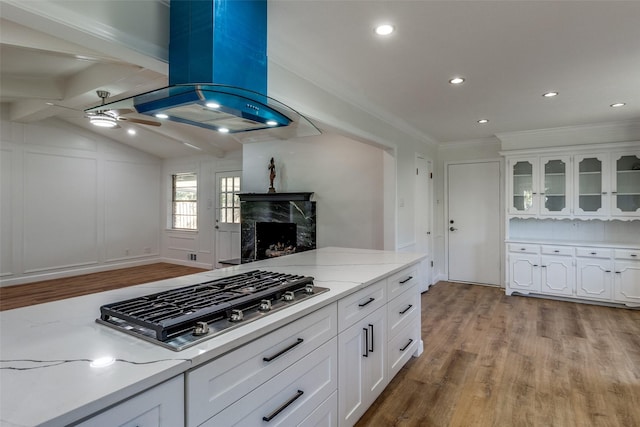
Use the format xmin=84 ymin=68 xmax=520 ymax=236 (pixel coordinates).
xmin=0 ymin=247 xmax=425 ymax=427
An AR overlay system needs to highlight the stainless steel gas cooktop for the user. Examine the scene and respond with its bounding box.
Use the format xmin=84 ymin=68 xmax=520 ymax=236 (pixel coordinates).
xmin=96 ymin=270 xmax=328 ymax=351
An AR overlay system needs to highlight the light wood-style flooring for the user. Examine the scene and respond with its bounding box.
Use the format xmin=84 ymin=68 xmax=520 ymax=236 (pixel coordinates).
xmin=0 ymin=263 xmax=207 ymax=311
xmin=2 ymin=267 xmax=639 ymax=425
xmin=357 ymin=282 xmax=640 ymax=427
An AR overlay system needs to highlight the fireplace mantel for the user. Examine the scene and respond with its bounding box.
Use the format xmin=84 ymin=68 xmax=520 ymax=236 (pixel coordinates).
xmin=238 ymin=192 xmax=313 ymax=202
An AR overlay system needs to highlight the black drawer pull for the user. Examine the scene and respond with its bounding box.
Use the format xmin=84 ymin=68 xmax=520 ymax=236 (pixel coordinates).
xmin=358 ymin=297 xmax=375 ymax=307
xmin=554 ymin=250 xmax=560 ymax=253
xmin=590 ymin=252 xmax=597 ymax=255
xmin=400 ymin=339 xmax=414 ymax=352
xmin=631 ymin=254 xmax=638 ymax=257
xmin=399 ymin=276 xmax=413 ymax=284
xmin=262 ymin=390 xmax=304 ymax=422
xmin=605 ymin=270 xmax=612 ymax=273
xmin=400 ymin=304 xmax=413 ymax=315
xmin=263 ymin=338 xmax=304 ymax=362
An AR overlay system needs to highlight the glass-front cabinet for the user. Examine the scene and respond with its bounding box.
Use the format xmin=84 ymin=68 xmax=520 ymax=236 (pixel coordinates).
xmin=509 ymin=158 xmax=537 ymax=215
xmin=612 ymin=152 xmax=640 ymax=216
xmin=574 ymin=153 xmax=609 ymax=217
xmin=540 ymin=156 xmax=571 ymax=216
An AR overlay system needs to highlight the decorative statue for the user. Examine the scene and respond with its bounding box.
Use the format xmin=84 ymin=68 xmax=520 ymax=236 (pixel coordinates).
xmin=268 ymin=157 xmax=276 ymax=193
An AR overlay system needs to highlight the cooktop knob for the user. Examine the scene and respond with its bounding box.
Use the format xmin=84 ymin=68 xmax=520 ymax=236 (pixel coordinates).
xmin=259 ymin=299 xmax=272 ymax=312
xmin=230 ymin=309 xmax=244 ymax=322
xmin=283 ymin=291 xmax=295 ymax=301
xmin=193 ymin=321 xmax=210 ymax=336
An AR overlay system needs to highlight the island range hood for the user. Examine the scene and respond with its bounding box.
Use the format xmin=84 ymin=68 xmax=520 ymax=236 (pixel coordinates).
xmin=86 ymin=0 xmax=320 ymax=138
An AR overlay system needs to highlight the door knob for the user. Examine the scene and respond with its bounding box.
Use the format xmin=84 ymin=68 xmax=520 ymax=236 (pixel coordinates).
xmin=449 ymin=227 xmax=457 ymax=232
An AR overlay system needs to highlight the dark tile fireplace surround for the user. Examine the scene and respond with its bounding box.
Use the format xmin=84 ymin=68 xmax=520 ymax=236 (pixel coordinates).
xmin=238 ymin=192 xmax=316 ymax=263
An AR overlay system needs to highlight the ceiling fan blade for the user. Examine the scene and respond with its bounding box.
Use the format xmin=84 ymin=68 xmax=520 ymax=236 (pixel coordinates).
xmin=117 ymin=117 xmax=162 ymax=127
xmin=109 ymin=108 xmax=135 ymax=115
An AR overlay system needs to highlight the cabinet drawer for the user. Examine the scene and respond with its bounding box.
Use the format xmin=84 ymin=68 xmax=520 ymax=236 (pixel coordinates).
xmin=614 ymin=249 xmax=640 ymax=261
xmin=576 ymin=247 xmax=613 ymax=259
xmin=541 ymin=245 xmax=573 ymax=256
xmin=337 ymin=279 xmax=386 ymax=332
xmin=77 ymin=375 xmax=184 ymax=427
xmin=387 ymin=286 xmax=419 ymax=338
xmin=201 ymin=337 xmax=337 ymax=427
xmin=387 ymin=265 xmax=419 ymax=301
xmin=186 ymin=303 xmax=337 ymax=427
xmin=508 ymin=243 xmax=540 ymax=254
xmin=388 ymin=320 xmax=420 ymax=379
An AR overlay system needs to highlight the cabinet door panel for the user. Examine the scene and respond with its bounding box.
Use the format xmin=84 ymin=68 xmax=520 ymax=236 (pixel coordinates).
xmin=508 ymin=254 xmax=540 ymax=293
xmin=540 ymin=256 xmax=574 ymax=296
xmin=614 ymin=261 xmax=640 ymax=304
xmin=509 ymin=158 xmax=538 ymax=215
xmin=576 ymin=259 xmax=612 ymax=300
xmin=540 ymin=156 xmax=571 ymax=216
xmin=574 ymin=153 xmax=610 ymax=216
xmin=611 ymin=152 xmax=640 ymax=216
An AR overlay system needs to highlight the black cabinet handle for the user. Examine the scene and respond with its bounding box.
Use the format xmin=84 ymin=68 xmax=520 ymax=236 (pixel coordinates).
xmin=400 ymin=304 xmax=413 ymax=315
xmin=399 ymin=276 xmax=413 ymax=284
xmin=262 ymin=390 xmax=304 ymax=422
xmin=263 ymin=338 xmax=304 ymax=362
xmin=363 ymin=328 xmax=369 ymax=357
xmin=554 ymin=250 xmax=560 ymax=253
xmin=358 ymin=297 xmax=375 ymax=307
xmin=400 ymin=339 xmax=414 ymax=352
xmin=368 ymin=324 xmax=374 ymax=352
xmin=590 ymin=252 xmax=597 ymax=255
xmin=615 ymin=271 xmax=622 ymax=274
xmin=631 ymin=254 xmax=638 ymax=257
xmin=605 ymin=270 xmax=612 ymax=273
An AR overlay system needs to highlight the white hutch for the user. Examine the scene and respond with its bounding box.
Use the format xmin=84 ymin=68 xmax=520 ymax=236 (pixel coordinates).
xmin=502 ymin=141 xmax=640 ymax=307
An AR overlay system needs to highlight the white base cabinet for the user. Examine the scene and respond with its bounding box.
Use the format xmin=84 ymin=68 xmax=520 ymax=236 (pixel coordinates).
xmin=507 ymin=242 xmax=640 ymax=307
xmin=76 ymin=375 xmax=184 ymax=427
xmin=338 ymin=305 xmax=386 ymax=426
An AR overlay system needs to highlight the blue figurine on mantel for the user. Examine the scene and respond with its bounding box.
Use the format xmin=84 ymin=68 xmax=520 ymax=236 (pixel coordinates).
xmin=268 ymin=157 xmax=276 ymax=193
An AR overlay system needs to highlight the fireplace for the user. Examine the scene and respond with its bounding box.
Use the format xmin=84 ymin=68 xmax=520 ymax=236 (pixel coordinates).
xmin=255 ymin=222 xmax=297 ymax=260
xmin=239 ymin=192 xmax=316 ymax=263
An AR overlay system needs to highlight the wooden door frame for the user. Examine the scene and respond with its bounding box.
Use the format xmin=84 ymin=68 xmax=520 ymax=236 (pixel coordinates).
xmin=444 ymin=158 xmax=505 ymax=287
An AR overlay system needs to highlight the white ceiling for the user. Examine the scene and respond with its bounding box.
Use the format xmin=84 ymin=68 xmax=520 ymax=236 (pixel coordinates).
xmin=2 ymin=1 xmax=639 ymax=158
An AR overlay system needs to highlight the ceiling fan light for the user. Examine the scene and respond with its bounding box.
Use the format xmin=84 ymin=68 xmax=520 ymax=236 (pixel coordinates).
xmin=90 ymin=114 xmax=117 ymax=128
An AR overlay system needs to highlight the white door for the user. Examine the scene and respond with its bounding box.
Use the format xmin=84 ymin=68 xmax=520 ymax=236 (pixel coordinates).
xmin=215 ymin=172 xmax=241 ymax=267
xmin=447 ymin=161 xmax=501 ymax=285
xmin=415 ymin=155 xmax=433 ymax=291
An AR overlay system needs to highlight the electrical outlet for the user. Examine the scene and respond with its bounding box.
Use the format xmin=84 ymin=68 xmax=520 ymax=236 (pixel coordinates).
xmin=188 ymin=253 xmax=197 ymax=261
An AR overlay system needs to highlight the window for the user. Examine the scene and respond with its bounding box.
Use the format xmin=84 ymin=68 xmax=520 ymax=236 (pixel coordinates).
xmin=219 ymin=176 xmax=240 ymax=224
xmin=172 ymin=173 xmax=197 ymax=230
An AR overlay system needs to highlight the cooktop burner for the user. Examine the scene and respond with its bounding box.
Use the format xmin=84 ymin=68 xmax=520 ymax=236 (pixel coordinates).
xmin=96 ymin=270 xmax=328 ymax=351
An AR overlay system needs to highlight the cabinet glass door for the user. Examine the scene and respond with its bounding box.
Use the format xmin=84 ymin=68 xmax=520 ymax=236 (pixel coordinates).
xmin=613 ymin=153 xmax=640 ymax=215
xmin=576 ymin=155 xmax=606 ymax=215
xmin=512 ymin=160 xmax=535 ymax=213
xmin=541 ymin=157 xmax=570 ymax=215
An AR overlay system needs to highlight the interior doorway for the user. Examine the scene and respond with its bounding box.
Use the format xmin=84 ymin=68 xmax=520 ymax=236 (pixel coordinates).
xmin=446 ymin=161 xmax=501 ymax=286
xmin=415 ymin=154 xmax=433 ymax=291
xmin=214 ymin=171 xmax=241 ymax=267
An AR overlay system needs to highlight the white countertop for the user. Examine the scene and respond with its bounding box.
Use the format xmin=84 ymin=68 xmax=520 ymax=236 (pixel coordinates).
xmin=0 ymin=247 xmax=425 ymax=427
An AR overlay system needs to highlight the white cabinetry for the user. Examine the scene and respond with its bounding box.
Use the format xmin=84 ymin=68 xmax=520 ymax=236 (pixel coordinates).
xmin=506 ymin=146 xmax=640 ymax=219
xmin=186 ymin=303 xmax=338 ymax=427
xmin=337 ymin=280 xmax=387 ymax=427
xmin=507 ymin=244 xmax=574 ymax=296
xmin=613 ymin=249 xmax=640 ymax=305
xmin=76 ymin=375 xmax=184 ymax=427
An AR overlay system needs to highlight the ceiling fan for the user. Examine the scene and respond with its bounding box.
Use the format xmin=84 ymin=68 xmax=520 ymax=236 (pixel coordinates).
xmin=85 ymin=90 xmax=161 ymax=129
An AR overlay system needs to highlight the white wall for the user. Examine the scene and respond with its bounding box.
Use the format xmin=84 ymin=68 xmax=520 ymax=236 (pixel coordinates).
xmin=0 ymin=115 xmax=163 ymax=286
xmin=242 ymin=134 xmax=385 ymax=250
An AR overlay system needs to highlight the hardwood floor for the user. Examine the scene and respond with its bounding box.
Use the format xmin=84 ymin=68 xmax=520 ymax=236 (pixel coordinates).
xmin=357 ymin=281 xmax=640 ymax=427
xmin=0 ymin=263 xmax=207 ymax=311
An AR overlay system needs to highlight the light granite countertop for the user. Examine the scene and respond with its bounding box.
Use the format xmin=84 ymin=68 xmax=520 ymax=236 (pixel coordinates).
xmin=0 ymin=247 xmax=425 ymax=427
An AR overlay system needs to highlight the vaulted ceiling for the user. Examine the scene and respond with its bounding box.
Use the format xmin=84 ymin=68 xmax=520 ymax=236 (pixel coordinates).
xmin=2 ymin=1 xmax=639 ymax=158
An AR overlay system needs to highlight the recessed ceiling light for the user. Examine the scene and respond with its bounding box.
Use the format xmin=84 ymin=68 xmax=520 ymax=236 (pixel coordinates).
xmin=206 ymin=102 xmax=220 ymax=109
xmin=610 ymin=102 xmax=626 ymax=108
xmin=477 ymin=119 xmax=489 ymax=124
xmin=127 ymin=129 xmax=136 ymax=135
xmin=375 ymin=24 xmax=394 ymax=36
xmin=155 ymin=113 xmax=169 ymax=119
xmin=449 ymin=77 xmax=465 ymax=85
xmin=218 ymin=127 xmax=230 ymax=133
xmin=542 ymin=92 xmax=559 ymax=98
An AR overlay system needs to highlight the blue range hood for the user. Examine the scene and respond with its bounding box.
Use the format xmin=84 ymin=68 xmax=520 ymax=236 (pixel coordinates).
xmin=86 ymin=0 xmax=319 ymax=137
